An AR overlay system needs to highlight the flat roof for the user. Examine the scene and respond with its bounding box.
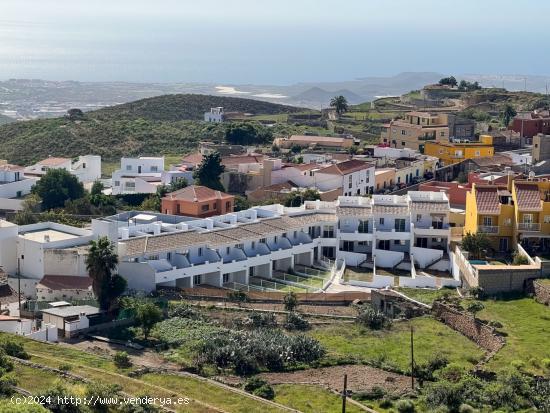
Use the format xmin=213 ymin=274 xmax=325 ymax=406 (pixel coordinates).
xmin=42 ymin=305 xmax=101 ymax=318
xmin=20 ymin=229 xmax=79 ymax=243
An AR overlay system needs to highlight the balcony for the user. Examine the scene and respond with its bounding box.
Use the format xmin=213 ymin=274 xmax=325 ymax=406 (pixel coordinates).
xmin=478 ymin=225 xmax=499 ymax=234
xmin=517 ymin=223 xmax=541 ymax=232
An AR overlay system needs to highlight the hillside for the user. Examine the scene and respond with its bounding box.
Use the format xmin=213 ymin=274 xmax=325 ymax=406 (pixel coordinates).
xmin=0 ymin=94 xmax=304 ymax=165
xmin=90 ymin=93 xmax=302 ymax=121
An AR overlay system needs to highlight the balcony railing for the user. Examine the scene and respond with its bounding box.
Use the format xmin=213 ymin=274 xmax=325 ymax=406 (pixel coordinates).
xmin=517 ymin=223 xmax=541 ymax=232
xmin=478 ymin=225 xmax=499 ymax=234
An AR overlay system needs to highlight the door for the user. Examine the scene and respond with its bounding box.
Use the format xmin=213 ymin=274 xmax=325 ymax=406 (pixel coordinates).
xmin=416 ymin=238 xmax=428 ymax=248
xmin=499 ymin=238 xmax=508 ymax=252
xmin=138 ymin=166 xmax=142 ymax=173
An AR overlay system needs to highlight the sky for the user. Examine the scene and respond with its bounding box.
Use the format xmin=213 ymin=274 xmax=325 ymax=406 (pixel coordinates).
xmin=1 ymin=0 xmax=549 ymax=84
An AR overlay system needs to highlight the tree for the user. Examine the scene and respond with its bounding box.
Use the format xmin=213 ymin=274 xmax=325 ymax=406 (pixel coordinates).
xmin=466 ymin=301 xmax=484 ymax=319
xmin=461 ymin=232 xmax=492 ymax=260
xmin=224 ymin=122 xmax=272 ymax=145
xmin=12 ymin=194 xmax=41 ymax=225
xmin=193 ymin=152 xmax=225 ymax=191
xmin=283 ymin=291 xmax=298 ymax=312
xmin=234 ymin=195 xmax=251 ymax=212
xmin=113 ymin=351 xmax=132 ymax=369
xmin=65 ymin=108 xmax=85 ymax=121
xmin=501 ymin=104 xmax=517 ymax=126
xmin=167 ymin=177 xmax=188 ymax=192
xmin=135 ymin=302 xmax=163 ymax=339
xmin=91 ymin=180 xmax=104 ymax=196
xmin=330 ymin=95 xmax=349 ymax=116
xmin=31 ymin=168 xmax=85 ymax=210
xmin=438 ymin=76 xmax=457 ymax=87
xmin=355 ymin=304 xmax=391 ymax=330
xmin=284 ymin=189 xmax=320 ymax=207
xmin=86 ymin=237 xmax=126 ymax=311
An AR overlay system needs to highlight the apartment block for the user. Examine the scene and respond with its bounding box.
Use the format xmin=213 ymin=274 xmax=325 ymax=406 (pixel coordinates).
xmin=424 ymin=135 xmax=494 ymax=166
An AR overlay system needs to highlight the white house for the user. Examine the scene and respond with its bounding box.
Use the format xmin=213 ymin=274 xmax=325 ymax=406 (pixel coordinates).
xmin=24 ymin=155 xmax=101 ymax=184
xmin=0 ymin=221 xmax=94 ymax=280
xmin=0 ymin=315 xmax=57 ymax=342
xmin=111 ymin=157 xmax=165 ymax=195
xmin=41 ymin=304 xmax=101 ymax=337
xmin=36 ymin=275 xmax=94 ymax=302
xmin=0 ymin=162 xmax=39 ymax=211
xmin=204 ymin=107 xmax=224 ymax=123
xmin=314 ymin=160 xmax=375 ymax=196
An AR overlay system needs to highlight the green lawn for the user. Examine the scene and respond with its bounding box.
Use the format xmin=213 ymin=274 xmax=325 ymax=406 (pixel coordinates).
xmin=309 ymin=317 xmax=483 ymax=373
xmin=394 ymin=287 xmax=458 ymax=305
xmin=273 ymin=384 xmax=364 ymax=413
xmin=475 ymin=298 xmax=550 ymax=375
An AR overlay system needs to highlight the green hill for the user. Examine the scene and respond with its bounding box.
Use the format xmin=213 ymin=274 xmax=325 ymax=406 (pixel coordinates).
xmin=0 ymin=94 xmax=303 ymax=165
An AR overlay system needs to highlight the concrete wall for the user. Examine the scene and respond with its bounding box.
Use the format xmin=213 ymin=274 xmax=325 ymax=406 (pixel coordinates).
xmin=532 ymin=280 xmax=550 ymax=305
xmin=118 ymin=262 xmax=156 ymax=293
xmin=43 ymin=249 xmax=88 ymax=277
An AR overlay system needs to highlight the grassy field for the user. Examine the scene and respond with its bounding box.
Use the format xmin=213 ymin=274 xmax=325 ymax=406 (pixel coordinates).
xmin=309 ymin=316 xmax=483 ymax=373
xmin=273 ymin=384 xmax=365 ymax=413
xmin=474 ymin=297 xmax=550 ymax=375
xmin=394 ymin=287 xmax=458 ymax=305
xmin=0 ymin=333 xmax=288 ymax=413
xmin=343 ymin=267 xmax=373 ymax=282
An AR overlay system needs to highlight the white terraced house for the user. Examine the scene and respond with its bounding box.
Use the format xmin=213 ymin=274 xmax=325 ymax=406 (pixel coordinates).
xmin=111 ymin=157 xmax=165 ymax=195
xmin=87 ymin=191 xmax=455 ymax=293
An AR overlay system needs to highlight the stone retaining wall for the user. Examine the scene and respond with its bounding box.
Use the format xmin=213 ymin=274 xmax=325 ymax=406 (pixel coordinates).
xmin=533 ymin=280 xmax=550 ymax=305
xmin=431 ymin=302 xmax=504 ymax=353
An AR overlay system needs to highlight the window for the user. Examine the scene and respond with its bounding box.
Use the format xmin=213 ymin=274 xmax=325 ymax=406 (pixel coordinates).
xmin=114 ymin=181 xmax=120 ymax=187
xmin=322 ymin=226 xmax=335 ymax=238
xmin=358 ymin=220 xmax=369 ymax=233
xmin=226 ymin=247 xmax=230 ymax=254
xmin=193 ymin=275 xmax=202 ymax=285
xmin=125 ymin=182 xmax=135 ymax=190
xmin=416 ymin=214 xmax=422 ymax=222
xmin=201 ymin=204 xmax=210 ymax=212
xmin=198 ymin=247 xmax=203 ymax=256
xmin=260 ymin=238 xmax=266 ymax=244
xmin=475 ymin=151 xmax=480 ymax=157
xmin=176 ymin=204 xmax=181 ymax=214
xmin=440 ymin=131 xmax=445 ymax=137
xmin=222 ymin=273 xmax=229 ymax=283
xmin=544 ymin=216 xmax=550 ymax=223
xmin=341 ymin=241 xmax=354 ymax=252
xmin=394 ymin=219 xmax=406 ymax=232
xmin=504 ymin=218 xmax=512 ymax=226
xmin=151 ymin=166 xmax=158 ymax=172
xmin=126 ymin=165 xmax=132 ymax=171
xmin=225 ymin=201 xmax=231 ymax=211
xmin=236 ymin=243 xmax=244 ymax=249
xmin=348 ymin=175 xmax=352 ymax=188
xmin=401 ymin=130 xmax=406 ymax=135
xmin=148 ymin=255 xmax=159 ymax=260
xmin=482 ymin=216 xmax=492 ymax=226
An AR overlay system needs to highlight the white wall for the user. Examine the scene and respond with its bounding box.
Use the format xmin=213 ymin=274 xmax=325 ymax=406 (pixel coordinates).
xmin=43 ymin=249 xmax=88 ymax=277
xmin=0 ymin=178 xmax=37 ymax=199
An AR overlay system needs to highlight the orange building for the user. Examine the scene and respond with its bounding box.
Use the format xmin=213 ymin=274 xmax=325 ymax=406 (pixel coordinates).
xmin=161 ymin=185 xmax=234 ymax=218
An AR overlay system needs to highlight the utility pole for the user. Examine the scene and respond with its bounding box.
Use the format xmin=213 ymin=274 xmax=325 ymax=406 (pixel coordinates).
xmin=410 ymin=325 xmax=415 ymax=390
xmin=341 ymin=374 xmax=347 ymax=413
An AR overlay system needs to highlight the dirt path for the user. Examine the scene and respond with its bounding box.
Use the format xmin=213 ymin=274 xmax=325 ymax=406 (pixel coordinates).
xmin=258 ymin=364 xmax=411 ymax=395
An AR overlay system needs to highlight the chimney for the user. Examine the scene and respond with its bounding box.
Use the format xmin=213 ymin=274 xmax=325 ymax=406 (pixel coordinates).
xmin=43 ymin=234 xmax=50 ymax=243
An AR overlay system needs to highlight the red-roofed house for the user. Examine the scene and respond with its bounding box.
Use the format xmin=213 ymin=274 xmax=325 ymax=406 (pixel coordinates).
xmin=161 ymin=185 xmax=235 ymax=218
xmin=315 ymin=160 xmax=375 ymax=196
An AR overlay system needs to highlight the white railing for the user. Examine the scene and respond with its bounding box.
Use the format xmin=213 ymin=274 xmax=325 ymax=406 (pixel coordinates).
xmin=517 ymin=223 xmax=540 ymax=231
xmin=478 ymin=225 xmax=499 ymax=234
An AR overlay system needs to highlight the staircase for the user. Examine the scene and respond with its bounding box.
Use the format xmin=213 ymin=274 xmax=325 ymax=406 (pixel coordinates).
xmin=426 ymin=252 xmax=449 ymax=270
xmin=358 ymin=253 xmax=374 ymax=268
xmin=392 ymin=252 xmax=410 ymax=270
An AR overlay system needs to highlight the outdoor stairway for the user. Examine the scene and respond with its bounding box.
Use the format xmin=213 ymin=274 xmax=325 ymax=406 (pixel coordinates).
xmin=358 ymin=253 xmax=374 ymax=268
xmin=426 ymin=251 xmax=449 ymax=269
xmin=392 ymin=252 xmax=410 ymax=270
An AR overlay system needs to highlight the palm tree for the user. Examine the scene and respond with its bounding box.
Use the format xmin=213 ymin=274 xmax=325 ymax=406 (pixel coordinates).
xmin=330 ymin=95 xmax=349 ymax=116
xmin=86 ymin=236 xmax=119 ymax=311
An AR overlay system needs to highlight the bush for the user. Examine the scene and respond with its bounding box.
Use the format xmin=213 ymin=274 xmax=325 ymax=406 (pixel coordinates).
xmin=512 ymin=251 xmax=529 ymax=265
xmin=113 ymin=351 xmax=132 ymax=369
xmin=0 ymin=338 xmax=29 ymax=360
xmin=58 ymin=363 xmax=72 ymax=372
xmin=245 ymin=312 xmax=277 ymax=329
xmin=379 ymin=398 xmax=393 ymax=408
xmin=396 ymin=399 xmax=415 ymax=413
xmin=168 ymin=302 xmax=204 ymax=320
xmin=243 ymin=377 xmax=275 ymax=400
xmin=355 ymin=386 xmax=386 ymax=401
xmin=355 ymin=304 xmax=391 ymax=330
xmin=283 ymin=312 xmax=310 ymax=331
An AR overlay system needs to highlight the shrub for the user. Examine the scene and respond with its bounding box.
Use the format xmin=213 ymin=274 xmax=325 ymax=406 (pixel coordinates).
xmin=396 ymin=399 xmax=415 ymax=413
xmin=245 ymin=312 xmax=277 ymax=329
xmin=355 ymin=304 xmax=391 ymax=330
xmin=283 ymin=312 xmax=310 ymax=331
xmin=283 ymin=291 xmax=298 ymax=312
xmin=379 ymin=398 xmax=393 ymax=408
xmin=243 ymin=377 xmax=275 ymax=399
xmin=168 ymin=302 xmax=203 ymax=320
xmin=0 ymin=339 xmax=29 ymax=360
xmin=58 ymin=363 xmax=72 ymax=372
xmin=356 ymin=386 xmax=386 ymax=401
xmin=113 ymin=351 xmax=132 ymax=369
xmin=512 ymin=251 xmax=529 ymax=265
xmin=253 ymin=384 xmax=275 ymax=400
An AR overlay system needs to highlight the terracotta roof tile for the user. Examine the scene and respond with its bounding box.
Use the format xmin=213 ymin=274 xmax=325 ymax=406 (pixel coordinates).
xmin=515 ymin=183 xmax=542 ymax=211
xmin=475 ymin=186 xmax=501 ymax=214
xmin=37 ymin=275 xmax=92 ymax=290
xmin=163 ymin=185 xmax=233 ymax=202
xmin=37 ymin=157 xmax=70 ymax=166
xmin=318 ymin=160 xmax=373 ymax=176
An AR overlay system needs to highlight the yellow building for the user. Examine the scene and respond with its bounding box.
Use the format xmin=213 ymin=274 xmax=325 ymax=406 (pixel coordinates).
xmin=464 ymin=183 xmax=515 ymax=251
xmin=464 ymin=176 xmax=550 ymax=253
xmin=424 ymin=135 xmax=494 ymax=166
